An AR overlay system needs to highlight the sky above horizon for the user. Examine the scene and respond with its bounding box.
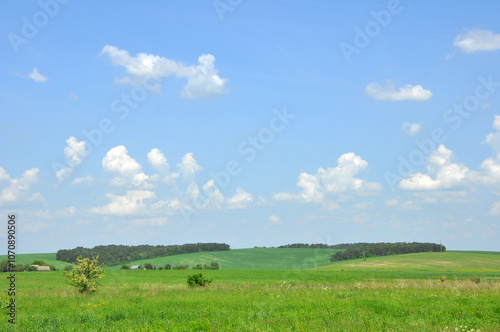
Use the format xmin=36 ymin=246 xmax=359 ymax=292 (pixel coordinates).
xmin=1 ymin=1 xmax=500 ymax=254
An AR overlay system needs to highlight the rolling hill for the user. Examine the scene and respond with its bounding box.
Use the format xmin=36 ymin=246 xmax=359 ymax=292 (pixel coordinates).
xmin=320 ymin=251 xmax=500 ymax=272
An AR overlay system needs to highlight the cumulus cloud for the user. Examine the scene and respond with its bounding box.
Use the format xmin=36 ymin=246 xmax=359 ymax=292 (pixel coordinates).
xmin=91 ymin=190 xmax=156 ymax=216
xmin=148 ymin=148 xmax=169 ymax=171
xmin=177 ymin=153 xmax=202 ymax=179
xmin=399 ymin=145 xmax=469 ymax=190
xmin=366 ymin=81 xmax=432 ymax=101
xmin=227 ymin=188 xmax=253 ymax=209
xmin=100 ymin=45 xmax=228 ymax=99
xmin=402 ymin=122 xmax=421 ymax=136
xmin=453 ymin=29 xmax=500 ymax=53
xmin=0 ymin=167 xmax=41 ymax=204
xmin=28 ymin=68 xmax=48 ymax=83
xmin=102 ymin=146 xmax=149 ymax=187
xmin=274 ymin=152 xmax=382 ymax=203
xmin=56 ymin=137 xmax=88 ymax=182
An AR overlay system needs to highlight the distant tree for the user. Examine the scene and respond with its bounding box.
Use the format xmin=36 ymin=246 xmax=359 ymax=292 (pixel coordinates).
xmin=173 ymin=264 xmax=190 ymax=270
xmin=144 ymin=263 xmax=154 ymax=270
xmin=63 ymin=265 xmax=74 ymax=271
xmin=31 ymin=260 xmax=47 ymax=266
xmin=158 ymin=266 xmax=163 ymax=270
xmin=120 ymin=265 xmax=130 ymax=270
xmin=165 ymin=264 xmax=171 ymax=270
xmin=209 ymin=261 xmax=219 ymax=270
xmin=65 ymin=256 xmax=104 ymax=293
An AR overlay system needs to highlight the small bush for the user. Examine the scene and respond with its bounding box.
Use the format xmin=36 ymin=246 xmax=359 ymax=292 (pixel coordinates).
xmin=63 ymin=265 xmax=74 ymax=271
xmin=120 ymin=265 xmax=130 ymax=270
xmin=471 ymin=275 xmax=480 ymax=284
xmin=187 ymin=273 xmax=212 ymax=287
xmin=173 ymin=264 xmax=190 ymax=270
xmin=440 ymin=275 xmax=447 ymax=282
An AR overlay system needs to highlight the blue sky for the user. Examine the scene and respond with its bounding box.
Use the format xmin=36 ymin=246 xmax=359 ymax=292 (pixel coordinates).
xmin=1 ymin=1 xmax=500 ymax=253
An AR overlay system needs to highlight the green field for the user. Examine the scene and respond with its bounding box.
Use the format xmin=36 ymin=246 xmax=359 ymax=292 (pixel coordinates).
xmin=324 ymin=251 xmax=500 ymax=273
xmin=0 ymin=252 xmax=72 ymax=270
xmin=1 ymin=250 xmax=499 ymax=331
xmin=106 ymin=247 xmax=343 ymax=270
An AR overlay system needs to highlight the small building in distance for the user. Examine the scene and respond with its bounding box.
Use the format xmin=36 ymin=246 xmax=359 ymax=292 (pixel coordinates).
xmin=32 ymin=265 xmax=51 ymax=271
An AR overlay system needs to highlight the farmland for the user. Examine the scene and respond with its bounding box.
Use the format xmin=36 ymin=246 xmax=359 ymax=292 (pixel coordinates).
xmin=1 ymin=250 xmax=499 ymax=331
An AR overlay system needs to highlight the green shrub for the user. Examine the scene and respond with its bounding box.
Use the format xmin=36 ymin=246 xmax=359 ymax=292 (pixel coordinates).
xmin=120 ymin=265 xmax=130 ymax=270
xmin=440 ymin=275 xmax=447 ymax=282
xmin=471 ymin=275 xmax=480 ymax=284
xmin=64 ymin=256 xmax=104 ymax=293
xmin=63 ymin=265 xmax=74 ymax=271
xmin=187 ymin=273 xmax=212 ymax=287
xmin=173 ymin=264 xmax=190 ymax=270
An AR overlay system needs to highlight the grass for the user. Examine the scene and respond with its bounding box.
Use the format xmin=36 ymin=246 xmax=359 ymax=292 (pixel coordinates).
xmin=323 ymin=251 xmax=500 ymax=273
xmin=0 ymin=253 xmax=72 ymax=270
xmin=1 ymin=250 xmax=499 ymax=331
xmin=105 ymin=247 xmax=343 ymax=270
xmin=1 ymin=269 xmax=499 ymax=331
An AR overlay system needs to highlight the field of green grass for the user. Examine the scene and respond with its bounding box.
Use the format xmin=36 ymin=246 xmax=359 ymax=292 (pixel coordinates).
xmin=106 ymin=247 xmax=343 ymax=270
xmin=324 ymin=251 xmax=500 ymax=273
xmin=1 ymin=250 xmax=499 ymax=331
xmin=0 ymin=253 xmax=72 ymax=270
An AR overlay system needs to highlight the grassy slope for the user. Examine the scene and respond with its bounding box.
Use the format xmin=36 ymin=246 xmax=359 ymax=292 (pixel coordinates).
xmin=106 ymin=248 xmax=343 ymax=270
xmin=0 ymin=253 xmax=71 ymax=270
xmin=321 ymin=251 xmax=500 ymax=272
xmin=3 ymin=249 xmax=499 ymax=273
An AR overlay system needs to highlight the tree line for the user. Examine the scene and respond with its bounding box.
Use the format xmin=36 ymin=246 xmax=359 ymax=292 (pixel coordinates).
xmin=56 ymin=243 xmax=230 ymax=265
xmin=329 ymin=242 xmax=445 ymax=262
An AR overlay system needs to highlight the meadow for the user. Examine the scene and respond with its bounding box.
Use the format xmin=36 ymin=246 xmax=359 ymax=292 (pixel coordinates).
xmin=1 ymin=250 xmax=499 ymax=331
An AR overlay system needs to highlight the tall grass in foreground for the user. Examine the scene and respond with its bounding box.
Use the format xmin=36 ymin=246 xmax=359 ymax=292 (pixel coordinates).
xmin=1 ymin=270 xmax=499 ymax=331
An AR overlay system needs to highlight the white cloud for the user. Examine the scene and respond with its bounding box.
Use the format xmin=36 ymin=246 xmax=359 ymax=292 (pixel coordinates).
xmin=201 ymin=179 xmax=225 ymax=209
xmin=227 ymin=188 xmax=253 ymax=209
xmin=366 ymin=81 xmax=432 ymax=101
xmin=453 ymin=29 xmax=500 ymax=53
xmin=147 ymin=148 xmax=169 ymax=171
xmin=102 ymin=146 xmax=149 ymax=187
xmin=482 ymin=115 xmax=500 ymax=157
xmin=28 ymin=68 xmax=48 ymax=83
xmin=56 ymin=137 xmax=88 ymax=182
xmin=92 ymin=190 xmax=156 ymax=216
xmin=186 ymin=182 xmax=200 ymax=200
xmin=100 ymin=45 xmax=228 ymax=99
xmin=71 ymin=175 xmax=94 ymax=186
xmin=0 ymin=167 xmax=40 ymax=204
xmin=490 ymin=201 xmax=500 ymax=216
xmin=274 ymin=152 xmax=382 ymax=203
xmin=64 ymin=137 xmax=87 ymax=167
xmin=399 ymin=145 xmax=469 ymax=190
xmin=268 ymin=215 xmax=282 ymax=225
xmin=177 ymin=152 xmax=202 ymax=179
xmin=402 ymin=122 xmax=421 ymax=136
